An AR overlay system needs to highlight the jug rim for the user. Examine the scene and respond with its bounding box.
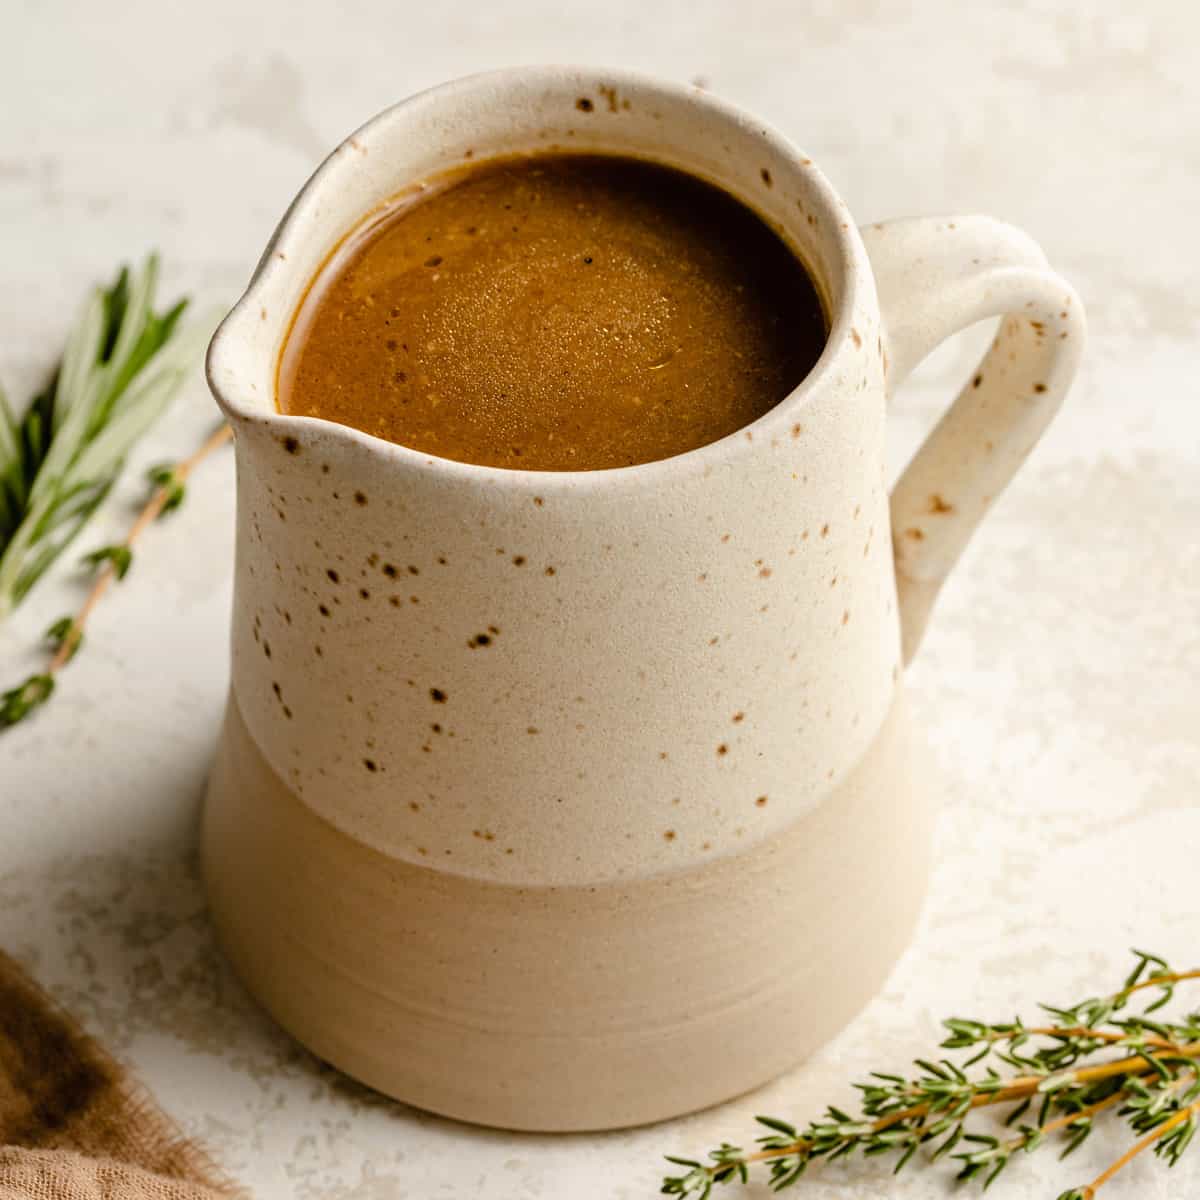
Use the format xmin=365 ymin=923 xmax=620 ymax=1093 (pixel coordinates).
xmin=207 ymin=64 xmax=874 ymax=491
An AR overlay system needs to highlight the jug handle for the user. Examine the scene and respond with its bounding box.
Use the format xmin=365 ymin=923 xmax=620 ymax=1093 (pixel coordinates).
xmin=861 ymin=216 xmax=1086 ymax=664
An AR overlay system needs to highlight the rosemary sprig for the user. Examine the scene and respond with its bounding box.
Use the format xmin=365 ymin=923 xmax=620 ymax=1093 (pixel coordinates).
xmin=0 ymin=254 xmax=205 ymax=617
xmin=663 ymin=950 xmax=1200 ymax=1199
xmin=0 ymin=422 xmax=233 ymax=729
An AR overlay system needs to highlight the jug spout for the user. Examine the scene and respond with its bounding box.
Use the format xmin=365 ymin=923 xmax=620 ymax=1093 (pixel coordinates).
xmin=206 ymin=276 xmax=294 ymax=433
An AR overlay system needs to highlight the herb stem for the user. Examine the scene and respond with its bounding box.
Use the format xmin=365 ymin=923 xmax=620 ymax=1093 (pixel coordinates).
xmin=994 ymin=1026 xmax=1184 ymax=1052
xmin=1124 ymin=969 xmax=1200 ymax=996
xmin=49 ymin=422 xmax=233 ymax=669
xmin=1080 ymin=1096 xmax=1200 ymax=1197
xmin=1004 ymin=1083 xmax=1139 ymax=1154
xmin=723 ymin=1048 xmax=1200 ymax=1175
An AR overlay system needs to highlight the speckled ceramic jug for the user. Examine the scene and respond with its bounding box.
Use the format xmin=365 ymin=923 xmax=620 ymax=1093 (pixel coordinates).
xmin=202 ymin=67 xmax=1084 ymax=1131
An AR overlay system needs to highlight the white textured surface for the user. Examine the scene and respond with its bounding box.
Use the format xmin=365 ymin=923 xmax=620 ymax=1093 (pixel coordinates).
xmin=2 ymin=2 xmax=1198 ymax=1197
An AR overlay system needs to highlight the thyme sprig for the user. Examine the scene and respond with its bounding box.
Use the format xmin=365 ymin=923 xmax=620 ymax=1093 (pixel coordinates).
xmin=0 ymin=255 xmax=204 ymax=617
xmin=0 ymin=422 xmax=233 ymax=728
xmin=663 ymin=951 xmax=1200 ymax=1199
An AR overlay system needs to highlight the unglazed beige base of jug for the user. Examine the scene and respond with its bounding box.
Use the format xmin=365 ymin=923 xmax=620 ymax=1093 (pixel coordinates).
xmin=204 ymin=690 xmax=932 ymax=1131
xmin=202 ymin=67 xmax=1083 ymax=1130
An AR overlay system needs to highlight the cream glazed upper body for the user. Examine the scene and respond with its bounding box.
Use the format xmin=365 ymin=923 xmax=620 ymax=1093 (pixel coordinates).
xmin=208 ymin=69 xmax=899 ymax=887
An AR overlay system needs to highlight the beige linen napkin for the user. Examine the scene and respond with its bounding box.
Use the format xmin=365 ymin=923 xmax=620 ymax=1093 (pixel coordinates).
xmin=0 ymin=950 xmax=234 ymax=1199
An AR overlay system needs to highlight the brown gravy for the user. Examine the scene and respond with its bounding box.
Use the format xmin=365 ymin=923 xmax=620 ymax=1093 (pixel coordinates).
xmin=278 ymin=153 xmax=826 ymax=471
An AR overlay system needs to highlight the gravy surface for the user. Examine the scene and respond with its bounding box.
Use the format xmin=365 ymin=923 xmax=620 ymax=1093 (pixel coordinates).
xmin=279 ymin=153 xmax=827 ymax=471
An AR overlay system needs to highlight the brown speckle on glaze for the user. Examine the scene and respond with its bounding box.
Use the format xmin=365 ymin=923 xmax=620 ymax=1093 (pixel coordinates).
xmin=755 ymin=795 xmax=768 ymax=807
xmin=905 ymin=527 xmax=926 ymax=541
xmin=972 ymin=373 xmax=983 ymax=389
xmin=363 ymin=758 xmax=377 ymax=772
xmin=512 ymin=555 xmax=526 ymax=566
xmin=663 ymin=830 xmax=676 ymax=842
xmin=758 ymin=565 xmax=772 ymax=578
xmin=791 ymin=423 xmax=803 ymax=438
xmin=1034 ymin=382 xmax=1048 ymax=393
xmin=759 ymin=167 xmax=772 ymax=187
xmin=851 ymin=328 xmax=862 ymax=348
xmin=575 ymin=97 xmax=594 ymax=112
xmin=544 ymin=565 xmax=556 ymax=576
xmin=282 ymin=435 xmax=300 ymax=454
xmin=820 ymin=523 xmax=830 ymax=537
xmin=430 ymin=688 xmax=447 ymax=703
xmin=929 ymin=494 xmax=954 ymax=514
xmin=716 ymin=743 xmax=729 ymax=757
xmin=842 ymin=610 xmax=850 ymax=625
xmin=318 ymin=603 xmax=330 ymax=617
xmin=732 ymin=711 xmax=745 ymax=723
xmin=326 ymin=568 xmax=340 ymax=583
xmin=262 ymin=640 xmax=271 ymax=659
xmin=354 ymin=491 xmax=367 ymax=505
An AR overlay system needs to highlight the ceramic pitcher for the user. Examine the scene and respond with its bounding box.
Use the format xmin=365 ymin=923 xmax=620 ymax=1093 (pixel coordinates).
xmin=203 ymin=67 xmax=1084 ymax=1131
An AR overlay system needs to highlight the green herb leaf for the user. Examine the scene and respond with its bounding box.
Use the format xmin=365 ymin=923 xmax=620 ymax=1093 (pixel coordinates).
xmin=44 ymin=615 xmax=83 ymax=662
xmin=147 ymin=463 xmax=186 ymax=515
xmin=81 ymin=543 xmax=133 ymax=579
xmin=0 ymin=674 xmax=55 ymax=727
